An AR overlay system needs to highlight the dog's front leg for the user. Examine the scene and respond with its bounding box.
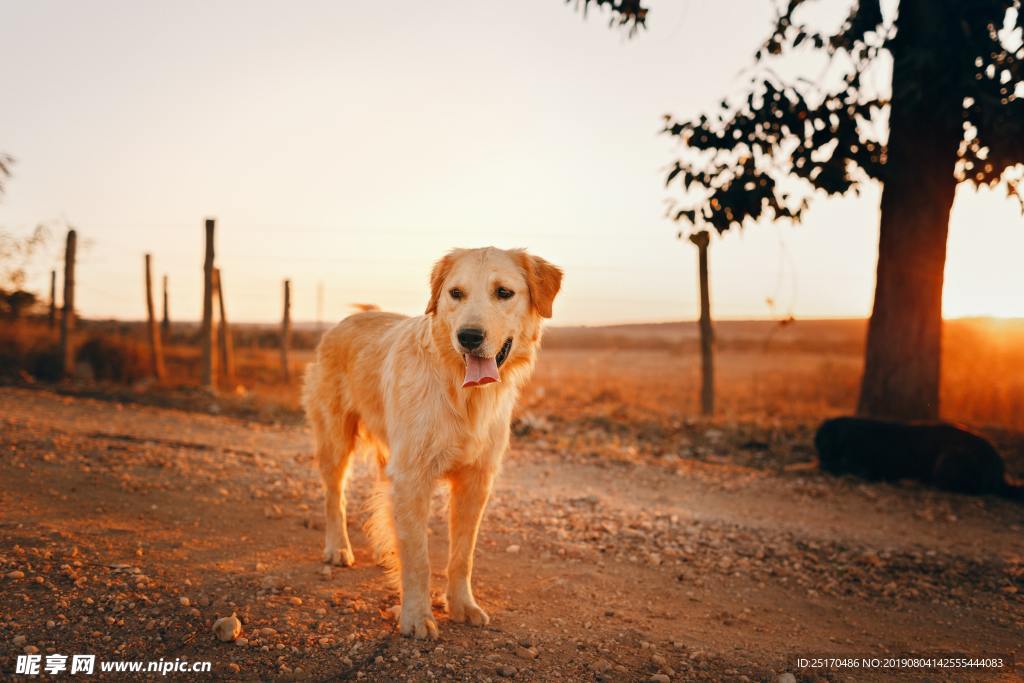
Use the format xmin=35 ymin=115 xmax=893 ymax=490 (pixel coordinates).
xmin=446 ymin=465 xmax=494 ymax=626
xmin=391 ymin=475 xmax=439 ymax=639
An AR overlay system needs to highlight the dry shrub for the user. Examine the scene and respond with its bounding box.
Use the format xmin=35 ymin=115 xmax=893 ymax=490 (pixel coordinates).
xmin=75 ymin=335 xmax=148 ymax=383
xmin=0 ymin=321 xmax=62 ymax=381
xmin=27 ymin=345 xmax=63 ymax=382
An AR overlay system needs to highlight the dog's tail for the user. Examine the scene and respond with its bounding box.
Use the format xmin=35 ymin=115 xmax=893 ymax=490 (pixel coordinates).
xmin=299 ymin=361 xmax=319 ymax=418
xmin=363 ymin=474 xmax=399 ymax=588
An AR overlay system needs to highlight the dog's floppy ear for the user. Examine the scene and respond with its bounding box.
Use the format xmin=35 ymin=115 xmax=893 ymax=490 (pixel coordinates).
xmin=426 ymin=252 xmax=456 ymax=315
xmin=515 ymin=251 xmax=563 ymax=319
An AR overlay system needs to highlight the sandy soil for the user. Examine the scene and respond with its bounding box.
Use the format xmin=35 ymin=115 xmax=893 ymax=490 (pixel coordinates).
xmin=0 ymin=386 xmax=1021 ymax=681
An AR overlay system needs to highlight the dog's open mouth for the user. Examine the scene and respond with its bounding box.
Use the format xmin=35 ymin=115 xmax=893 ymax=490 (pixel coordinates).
xmin=496 ymin=337 xmax=512 ymax=367
xmin=462 ymin=338 xmax=513 ymax=388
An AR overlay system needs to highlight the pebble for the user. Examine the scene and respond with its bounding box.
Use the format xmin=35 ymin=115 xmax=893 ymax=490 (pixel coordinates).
xmin=227 ymin=663 xmax=241 ymax=673
xmin=775 ymin=674 xmax=796 ymax=683
xmin=7 ymin=570 xmax=25 ymax=579
xmin=505 ymin=545 xmax=521 ymax=554
xmin=648 ymin=675 xmax=670 ymax=683
xmin=24 ymin=646 xmax=39 ymax=655
xmin=516 ymin=646 xmax=538 ymax=660
xmin=289 ymin=596 xmax=303 ymax=606
xmin=498 ymin=665 xmax=518 ymax=677
xmin=13 ymin=635 xmax=27 ymax=647
xmin=179 ymin=597 xmax=190 ymax=607
xmin=213 ymin=614 xmax=242 ymax=642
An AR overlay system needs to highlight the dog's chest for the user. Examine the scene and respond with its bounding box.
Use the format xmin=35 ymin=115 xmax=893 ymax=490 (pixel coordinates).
xmin=446 ymin=389 xmax=515 ymax=466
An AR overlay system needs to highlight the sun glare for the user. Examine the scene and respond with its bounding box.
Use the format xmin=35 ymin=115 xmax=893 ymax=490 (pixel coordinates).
xmin=942 ymin=185 xmax=1024 ymax=319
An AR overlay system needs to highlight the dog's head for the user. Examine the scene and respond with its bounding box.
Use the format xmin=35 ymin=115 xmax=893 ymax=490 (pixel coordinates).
xmin=426 ymin=247 xmax=562 ymax=388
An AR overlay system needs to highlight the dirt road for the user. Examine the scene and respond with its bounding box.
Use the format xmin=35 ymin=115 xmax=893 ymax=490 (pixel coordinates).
xmin=1 ymin=387 xmax=1021 ymax=681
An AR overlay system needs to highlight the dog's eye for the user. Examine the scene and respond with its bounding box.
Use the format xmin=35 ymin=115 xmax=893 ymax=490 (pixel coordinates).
xmin=449 ymin=288 xmax=464 ymax=300
xmin=496 ymin=287 xmax=514 ymax=300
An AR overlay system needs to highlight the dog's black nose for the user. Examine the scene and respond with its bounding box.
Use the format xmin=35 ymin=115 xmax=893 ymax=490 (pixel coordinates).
xmin=457 ymin=327 xmax=485 ymax=351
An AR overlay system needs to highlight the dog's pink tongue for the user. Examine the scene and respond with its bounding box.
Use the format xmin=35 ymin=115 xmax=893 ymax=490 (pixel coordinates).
xmin=463 ymin=355 xmax=500 ymax=388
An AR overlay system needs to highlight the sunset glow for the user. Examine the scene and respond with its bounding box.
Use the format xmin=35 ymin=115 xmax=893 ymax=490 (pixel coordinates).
xmin=1 ymin=0 xmax=1020 ymax=325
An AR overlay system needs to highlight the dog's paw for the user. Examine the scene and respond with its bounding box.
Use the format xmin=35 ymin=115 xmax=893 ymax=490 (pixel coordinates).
xmin=397 ymin=606 xmax=439 ymax=640
xmin=322 ymin=545 xmax=355 ymax=567
xmin=447 ymin=597 xmax=490 ymax=627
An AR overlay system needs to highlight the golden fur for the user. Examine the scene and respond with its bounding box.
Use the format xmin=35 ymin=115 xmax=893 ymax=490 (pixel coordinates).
xmin=302 ymin=247 xmax=562 ymax=639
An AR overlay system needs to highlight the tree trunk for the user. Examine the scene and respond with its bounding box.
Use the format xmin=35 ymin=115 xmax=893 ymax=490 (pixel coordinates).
xmin=856 ymin=0 xmax=965 ymax=421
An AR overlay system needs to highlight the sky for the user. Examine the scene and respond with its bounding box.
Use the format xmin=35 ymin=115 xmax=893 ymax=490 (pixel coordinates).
xmin=1 ymin=0 xmax=1022 ymax=326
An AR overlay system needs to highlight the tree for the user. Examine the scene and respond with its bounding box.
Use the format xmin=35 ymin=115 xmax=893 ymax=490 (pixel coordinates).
xmin=574 ymin=0 xmax=1024 ymax=420
xmin=0 ymin=224 xmax=50 ymax=318
xmin=1 ymin=289 xmax=38 ymax=319
xmin=0 ymin=153 xmax=11 ymax=197
xmin=568 ymin=0 xmax=647 ymax=35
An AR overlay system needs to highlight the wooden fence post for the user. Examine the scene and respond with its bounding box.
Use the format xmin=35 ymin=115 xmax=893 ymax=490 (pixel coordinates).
xmin=161 ymin=274 xmax=170 ymax=339
xmin=60 ymin=229 xmax=77 ymax=378
xmin=280 ymin=279 xmax=292 ymax=383
xmin=214 ymin=268 xmax=235 ymax=386
xmin=689 ymin=231 xmax=714 ymax=416
xmin=200 ymin=218 xmax=216 ymax=389
xmin=49 ymin=270 xmax=57 ymax=328
xmin=144 ymin=253 xmax=166 ymax=381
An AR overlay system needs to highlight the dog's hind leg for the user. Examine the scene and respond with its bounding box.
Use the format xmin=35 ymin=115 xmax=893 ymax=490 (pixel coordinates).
xmin=364 ymin=445 xmax=395 ymax=568
xmin=316 ymin=411 xmax=358 ymax=567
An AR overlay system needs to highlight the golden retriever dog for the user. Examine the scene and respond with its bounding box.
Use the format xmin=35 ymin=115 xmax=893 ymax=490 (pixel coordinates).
xmin=302 ymin=247 xmax=562 ymax=639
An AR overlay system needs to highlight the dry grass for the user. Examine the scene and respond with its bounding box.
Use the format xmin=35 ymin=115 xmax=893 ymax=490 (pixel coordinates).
xmin=3 ymin=317 xmax=1023 ymax=431
xmin=521 ymin=348 xmax=861 ymax=426
xmin=526 ymin=318 xmax=1024 ymax=431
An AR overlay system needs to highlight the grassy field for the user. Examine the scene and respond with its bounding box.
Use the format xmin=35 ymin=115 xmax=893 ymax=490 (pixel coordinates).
xmin=532 ymin=318 xmax=1024 ymax=431
xmin=2 ymin=315 xmax=1024 ymax=428
xmin=4 ymin=316 xmax=1024 ymax=432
